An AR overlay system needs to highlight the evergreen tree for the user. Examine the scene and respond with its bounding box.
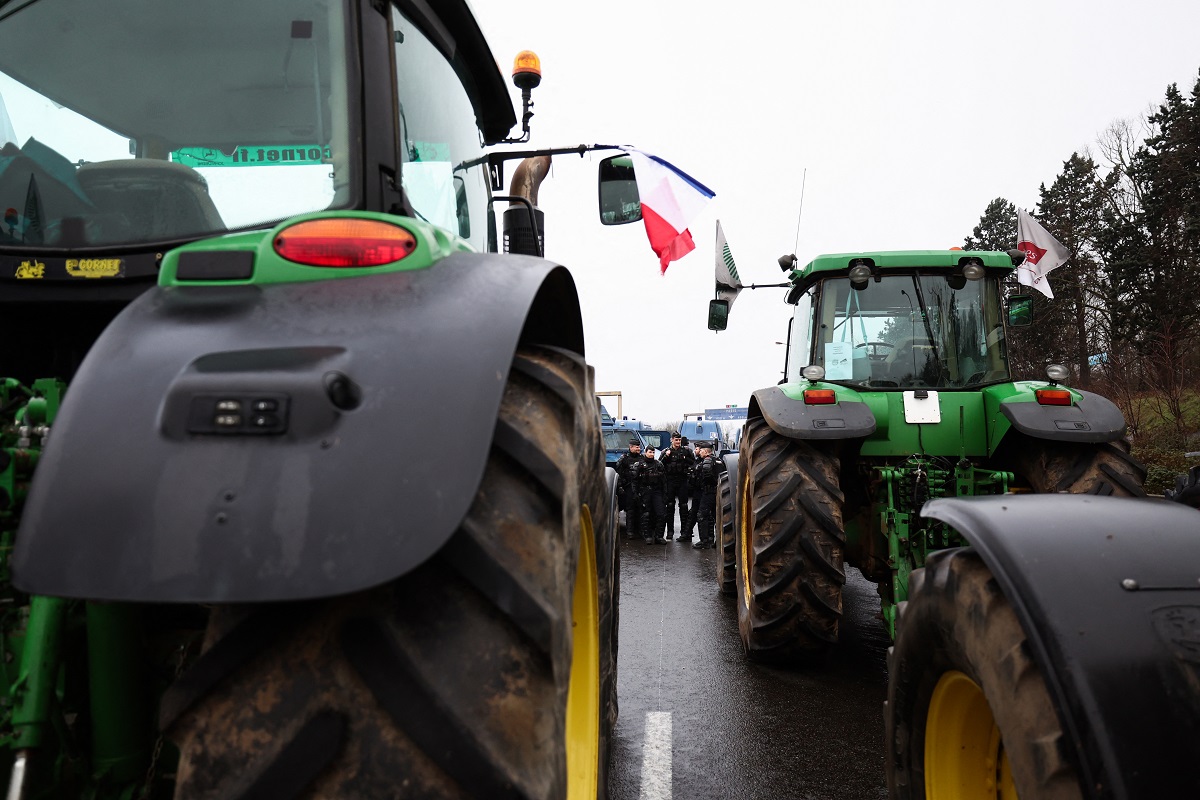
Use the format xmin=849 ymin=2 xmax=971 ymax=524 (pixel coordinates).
xmin=1036 ymin=153 xmax=1108 ymax=387
xmin=963 ymin=69 xmax=1200 ymax=412
xmin=963 ymin=198 xmax=1042 ymax=378
xmin=1105 ymin=72 xmax=1200 ymax=426
xmin=963 ymin=197 xmax=1016 ymax=251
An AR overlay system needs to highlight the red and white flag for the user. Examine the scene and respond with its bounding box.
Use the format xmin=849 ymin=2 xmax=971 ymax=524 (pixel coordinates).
xmin=624 ymin=148 xmax=715 ymax=274
xmin=1015 ymin=208 xmax=1069 ymax=299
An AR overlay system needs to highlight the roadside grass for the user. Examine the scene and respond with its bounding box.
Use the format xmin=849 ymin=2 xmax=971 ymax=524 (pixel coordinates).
xmin=1128 ymin=390 xmax=1200 ymax=495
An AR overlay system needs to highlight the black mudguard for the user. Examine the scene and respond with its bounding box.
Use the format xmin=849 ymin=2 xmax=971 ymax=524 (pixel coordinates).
xmin=750 ymin=385 xmax=876 ymax=440
xmin=923 ymin=494 xmax=1200 ymax=799
xmin=13 ymin=252 xmax=583 ymax=603
xmin=1000 ymin=388 xmax=1126 ymax=443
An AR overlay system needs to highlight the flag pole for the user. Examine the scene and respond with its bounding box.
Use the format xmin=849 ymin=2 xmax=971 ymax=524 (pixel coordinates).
xmin=792 ymin=168 xmax=807 ymax=255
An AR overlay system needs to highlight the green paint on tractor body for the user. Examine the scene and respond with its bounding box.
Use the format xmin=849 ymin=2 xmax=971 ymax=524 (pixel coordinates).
xmin=769 ymin=250 xmax=1111 ymax=637
xmin=0 ymin=0 xmax=545 ymax=793
xmin=158 ymin=212 xmax=470 ymax=287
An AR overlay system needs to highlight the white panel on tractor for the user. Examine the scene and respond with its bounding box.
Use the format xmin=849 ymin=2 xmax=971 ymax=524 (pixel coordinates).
xmin=903 ymin=391 xmax=941 ymax=424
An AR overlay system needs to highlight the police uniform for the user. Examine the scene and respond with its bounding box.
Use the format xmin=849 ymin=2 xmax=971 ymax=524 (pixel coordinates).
xmin=632 ymin=446 xmax=668 ymax=544
xmin=682 ymin=439 xmax=707 ymax=539
xmin=614 ymin=441 xmax=645 ymax=539
xmin=692 ymin=443 xmax=725 ymax=548
xmin=659 ymin=431 xmax=695 ymax=540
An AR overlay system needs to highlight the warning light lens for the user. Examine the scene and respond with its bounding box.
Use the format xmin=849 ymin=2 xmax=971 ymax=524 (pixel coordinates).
xmin=513 ymin=50 xmax=542 ymax=80
xmin=804 ymin=389 xmax=837 ymax=405
xmin=274 ymin=219 xmax=417 ymax=267
xmin=1036 ymin=389 xmax=1072 ymax=406
xmin=1046 ymin=363 xmax=1070 ymax=382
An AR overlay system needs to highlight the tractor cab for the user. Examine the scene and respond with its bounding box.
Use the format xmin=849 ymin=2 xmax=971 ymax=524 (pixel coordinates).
xmin=781 ymin=251 xmax=1026 ymax=390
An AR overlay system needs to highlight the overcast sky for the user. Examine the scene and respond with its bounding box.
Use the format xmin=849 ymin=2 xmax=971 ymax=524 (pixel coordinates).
xmin=471 ymin=1 xmax=1200 ymax=426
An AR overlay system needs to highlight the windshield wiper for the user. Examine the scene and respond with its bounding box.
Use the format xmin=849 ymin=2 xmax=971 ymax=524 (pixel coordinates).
xmin=0 ymin=0 xmax=41 ymax=24
xmin=907 ymin=275 xmax=944 ymax=380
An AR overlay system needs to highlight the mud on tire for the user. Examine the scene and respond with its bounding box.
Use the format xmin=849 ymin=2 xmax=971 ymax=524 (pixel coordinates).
xmin=165 ymin=345 xmax=611 ymax=800
xmin=734 ymin=418 xmax=845 ymax=665
xmin=885 ymin=548 xmax=1083 ymax=800
xmin=1012 ymin=439 xmax=1146 ymax=496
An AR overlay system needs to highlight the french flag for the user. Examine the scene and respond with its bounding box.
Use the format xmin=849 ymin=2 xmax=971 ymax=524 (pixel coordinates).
xmin=625 ymin=149 xmax=715 ymax=274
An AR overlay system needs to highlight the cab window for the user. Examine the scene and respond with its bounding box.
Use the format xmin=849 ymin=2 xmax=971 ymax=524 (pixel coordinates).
xmin=786 ymin=287 xmax=815 ymax=383
xmin=391 ymin=7 xmax=490 ymax=251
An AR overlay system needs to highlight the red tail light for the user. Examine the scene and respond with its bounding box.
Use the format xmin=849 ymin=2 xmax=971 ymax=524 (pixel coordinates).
xmin=804 ymin=389 xmax=836 ymax=405
xmin=1036 ymin=389 xmax=1072 ymax=406
xmin=274 ymin=219 xmax=417 ymax=267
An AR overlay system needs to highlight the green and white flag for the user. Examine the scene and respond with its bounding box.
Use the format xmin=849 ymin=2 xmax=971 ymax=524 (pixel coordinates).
xmin=715 ymin=220 xmax=743 ymax=309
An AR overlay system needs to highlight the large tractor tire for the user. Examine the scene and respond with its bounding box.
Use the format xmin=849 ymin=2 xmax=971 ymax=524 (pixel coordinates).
xmin=715 ymin=471 xmax=735 ymax=595
xmin=593 ymin=463 xmax=621 ymax=787
xmin=734 ymin=418 xmax=845 ymax=664
xmin=885 ymin=548 xmax=1083 ymax=800
xmin=1012 ymin=439 xmax=1146 ymax=496
xmin=164 ymin=345 xmax=613 ymax=800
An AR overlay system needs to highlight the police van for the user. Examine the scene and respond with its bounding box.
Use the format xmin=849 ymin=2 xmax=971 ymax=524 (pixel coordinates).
xmin=677 ymin=417 xmax=735 ymax=455
xmin=599 ymin=406 xmax=645 ymax=467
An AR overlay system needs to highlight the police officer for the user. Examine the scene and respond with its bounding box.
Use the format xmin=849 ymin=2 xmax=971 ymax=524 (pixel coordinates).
xmin=659 ymin=431 xmax=695 ymax=541
xmin=633 ymin=445 xmax=668 ymax=544
xmin=682 ymin=438 xmax=708 ymax=542
xmin=614 ymin=439 xmax=645 ymax=540
xmin=692 ymin=440 xmax=725 ymax=548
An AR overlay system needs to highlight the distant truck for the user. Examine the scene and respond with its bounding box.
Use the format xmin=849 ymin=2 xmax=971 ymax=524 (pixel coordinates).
xmin=603 ymin=426 xmax=645 ymax=466
xmin=678 ymin=415 xmax=733 ymax=453
xmin=613 ymin=420 xmax=673 ymax=455
xmin=600 ymin=406 xmax=646 ymax=466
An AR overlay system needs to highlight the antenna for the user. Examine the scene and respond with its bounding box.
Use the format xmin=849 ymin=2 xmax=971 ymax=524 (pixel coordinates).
xmin=793 ymin=168 xmax=807 ymax=254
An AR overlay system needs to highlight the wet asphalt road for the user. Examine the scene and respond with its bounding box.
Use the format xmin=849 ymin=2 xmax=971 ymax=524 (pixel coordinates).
xmin=608 ymin=515 xmax=891 ymax=800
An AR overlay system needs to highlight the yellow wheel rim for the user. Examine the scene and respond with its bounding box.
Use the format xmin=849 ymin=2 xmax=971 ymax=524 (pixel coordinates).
xmin=738 ymin=462 xmax=753 ymax=609
xmin=925 ymin=670 xmax=1017 ymax=800
xmin=565 ymin=504 xmax=600 ymax=799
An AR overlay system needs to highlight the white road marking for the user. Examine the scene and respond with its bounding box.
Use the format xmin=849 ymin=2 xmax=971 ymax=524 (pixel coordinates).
xmin=639 ymin=711 xmax=672 ymax=799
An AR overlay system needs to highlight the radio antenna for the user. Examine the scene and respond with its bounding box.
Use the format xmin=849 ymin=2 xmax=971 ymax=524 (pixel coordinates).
xmin=793 ymin=168 xmax=807 ymax=254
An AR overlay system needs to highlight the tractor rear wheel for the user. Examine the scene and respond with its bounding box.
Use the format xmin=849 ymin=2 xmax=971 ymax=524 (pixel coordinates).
xmin=734 ymin=418 xmax=845 ymax=664
xmin=593 ymin=463 xmax=621 ymax=786
xmin=165 ymin=345 xmax=612 ymax=800
xmin=716 ymin=471 xmax=735 ymax=595
xmin=886 ymin=548 xmax=1083 ymax=800
xmin=1013 ymin=439 xmax=1146 ymax=496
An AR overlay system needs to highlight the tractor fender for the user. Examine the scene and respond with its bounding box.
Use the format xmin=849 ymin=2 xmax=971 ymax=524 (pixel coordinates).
xmin=750 ymin=385 xmax=876 ymax=440
xmin=999 ymin=388 xmax=1126 ymax=443
xmin=14 ymin=252 xmax=584 ymax=604
xmin=922 ymin=494 xmax=1200 ymax=799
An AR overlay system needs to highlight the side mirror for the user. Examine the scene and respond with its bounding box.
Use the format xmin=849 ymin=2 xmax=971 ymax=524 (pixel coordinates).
xmin=597 ymin=154 xmax=641 ymax=225
xmin=708 ymin=299 xmax=729 ymax=331
xmin=1007 ymin=294 xmax=1033 ymax=327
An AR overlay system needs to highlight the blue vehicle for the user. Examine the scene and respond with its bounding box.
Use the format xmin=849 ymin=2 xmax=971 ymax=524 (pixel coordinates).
xmin=608 ymin=418 xmax=674 ymax=457
xmin=603 ymin=426 xmax=644 ymax=466
xmin=678 ymin=416 xmax=734 ymax=454
xmin=635 ymin=428 xmax=673 ymax=452
xmin=600 ymin=407 xmax=645 ymax=466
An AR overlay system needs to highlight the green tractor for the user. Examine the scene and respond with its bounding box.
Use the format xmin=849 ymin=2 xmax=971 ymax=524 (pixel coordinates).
xmin=0 ymin=1 xmax=624 ymax=797
xmin=712 ymin=249 xmax=1200 ymax=798
xmin=713 ymin=249 xmax=1145 ymax=653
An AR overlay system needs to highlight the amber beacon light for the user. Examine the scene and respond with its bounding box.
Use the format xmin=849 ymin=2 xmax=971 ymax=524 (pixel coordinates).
xmin=274 ymin=218 xmax=417 ymax=267
xmin=512 ymin=50 xmax=542 ymax=90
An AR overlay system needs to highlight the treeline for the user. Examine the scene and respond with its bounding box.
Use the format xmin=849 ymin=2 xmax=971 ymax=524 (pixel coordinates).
xmin=966 ymin=69 xmax=1200 ymax=462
